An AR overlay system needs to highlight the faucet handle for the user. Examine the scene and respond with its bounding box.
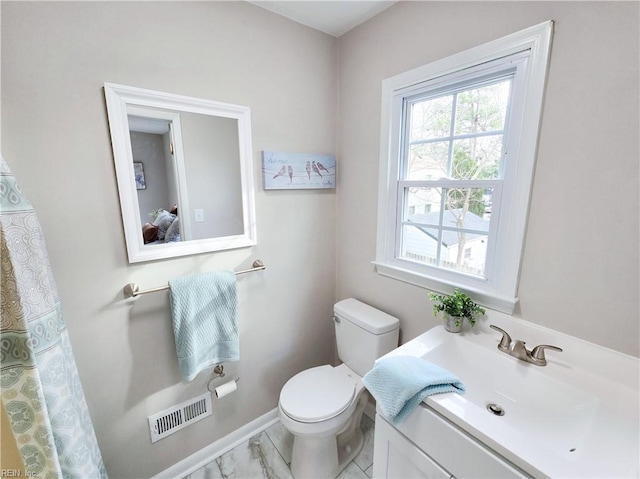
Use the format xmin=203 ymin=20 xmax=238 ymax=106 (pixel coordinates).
xmin=489 ymin=325 xmax=512 ymax=352
xmin=530 ymin=345 xmax=563 ymax=365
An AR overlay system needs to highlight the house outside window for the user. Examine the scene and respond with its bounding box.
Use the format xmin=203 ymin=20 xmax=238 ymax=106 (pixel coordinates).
xmin=375 ymin=22 xmax=553 ymax=313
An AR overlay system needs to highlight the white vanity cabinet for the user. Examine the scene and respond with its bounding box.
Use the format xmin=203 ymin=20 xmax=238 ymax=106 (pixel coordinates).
xmin=370 ymin=322 xmax=639 ymax=478
xmin=373 ymin=415 xmax=451 ymax=478
xmin=373 ymin=404 xmax=529 ymax=479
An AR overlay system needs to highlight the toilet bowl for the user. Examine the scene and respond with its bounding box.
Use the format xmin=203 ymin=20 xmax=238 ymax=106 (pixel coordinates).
xmin=278 ymin=364 xmax=368 ymax=479
xmin=278 ymin=299 xmax=400 ymax=479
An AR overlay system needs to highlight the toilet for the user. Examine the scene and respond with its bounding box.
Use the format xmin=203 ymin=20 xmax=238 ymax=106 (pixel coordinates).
xmin=278 ymin=298 xmax=400 ymax=478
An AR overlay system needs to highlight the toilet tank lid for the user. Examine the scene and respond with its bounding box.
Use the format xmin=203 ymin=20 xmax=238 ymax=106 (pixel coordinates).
xmin=334 ymin=298 xmax=399 ymax=334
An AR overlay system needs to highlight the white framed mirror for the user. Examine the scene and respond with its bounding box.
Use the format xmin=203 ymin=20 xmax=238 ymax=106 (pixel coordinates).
xmin=104 ymin=83 xmax=256 ymax=263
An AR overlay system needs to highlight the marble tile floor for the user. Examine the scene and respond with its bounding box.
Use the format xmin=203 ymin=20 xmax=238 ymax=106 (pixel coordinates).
xmin=184 ymin=414 xmax=375 ymax=479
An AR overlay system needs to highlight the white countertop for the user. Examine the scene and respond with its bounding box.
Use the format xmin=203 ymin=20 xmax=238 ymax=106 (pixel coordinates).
xmin=380 ymin=314 xmax=640 ymax=478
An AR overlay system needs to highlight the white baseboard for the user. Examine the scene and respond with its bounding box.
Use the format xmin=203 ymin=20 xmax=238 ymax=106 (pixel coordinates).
xmin=152 ymin=408 xmax=279 ymax=479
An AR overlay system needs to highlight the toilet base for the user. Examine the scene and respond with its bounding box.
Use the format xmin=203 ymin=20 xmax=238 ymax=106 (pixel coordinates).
xmin=290 ymin=433 xmax=340 ymax=479
xmin=289 ymin=394 xmax=368 ymax=479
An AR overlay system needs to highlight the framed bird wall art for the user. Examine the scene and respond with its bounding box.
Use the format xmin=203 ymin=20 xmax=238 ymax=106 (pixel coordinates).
xmin=262 ymin=151 xmax=336 ymax=190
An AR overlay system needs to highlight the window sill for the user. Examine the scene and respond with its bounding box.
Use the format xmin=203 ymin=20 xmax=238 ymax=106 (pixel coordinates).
xmin=372 ymin=260 xmax=518 ymax=314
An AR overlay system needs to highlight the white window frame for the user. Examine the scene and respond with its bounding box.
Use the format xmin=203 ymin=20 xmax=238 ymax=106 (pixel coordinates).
xmin=374 ymin=21 xmax=553 ymax=313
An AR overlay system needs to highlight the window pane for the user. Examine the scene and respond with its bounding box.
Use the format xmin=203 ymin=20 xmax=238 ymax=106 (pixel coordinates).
xmin=405 ymin=187 xmax=493 ymax=228
xmin=439 ymin=233 xmax=488 ymax=277
xmin=406 ymin=187 xmax=442 ymax=225
xmin=400 ymin=186 xmax=492 ymax=278
xmin=400 ymin=223 xmax=488 ymax=278
xmin=443 ymin=187 xmax=492 ymax=231
xmin=454 ymin=80 xmax=511 ymax=136
xmin=410 ymin=95 xmax=453 ymax=141
xmin=401 ymin=225 xmax=439 ymax=265
xmin=451 ymin=135 xmax=503 ymax=180
xmin=407 ymin=142 xmax=449 ymax=180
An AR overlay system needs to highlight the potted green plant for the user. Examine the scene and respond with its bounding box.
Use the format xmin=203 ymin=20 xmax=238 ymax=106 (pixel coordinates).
xmin=429 ymin=289 xmax=486 ymax=333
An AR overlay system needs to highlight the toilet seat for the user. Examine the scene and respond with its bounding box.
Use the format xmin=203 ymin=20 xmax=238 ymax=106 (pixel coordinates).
xmin=280 ymin=365 xmax=356 ymax=423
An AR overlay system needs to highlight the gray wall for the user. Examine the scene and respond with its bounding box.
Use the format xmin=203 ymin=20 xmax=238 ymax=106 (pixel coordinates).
xmin=2 ymin=1 xmax=639 ymax=478
xmin=180 ymin=113 xmax=243 ymax=240
xmin=1 ymin=2 xmax=337 ymax=477
xmin=336 ymin=1 xmax=639 ymax=355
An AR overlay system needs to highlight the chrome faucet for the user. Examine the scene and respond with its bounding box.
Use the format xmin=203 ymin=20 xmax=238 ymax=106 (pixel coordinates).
xmin=489 ymin=325 xmax=562 ymax=366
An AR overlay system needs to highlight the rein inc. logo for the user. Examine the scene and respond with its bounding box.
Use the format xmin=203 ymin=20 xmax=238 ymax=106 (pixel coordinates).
xmin=2 ymin=470 xmax=37 ymax=477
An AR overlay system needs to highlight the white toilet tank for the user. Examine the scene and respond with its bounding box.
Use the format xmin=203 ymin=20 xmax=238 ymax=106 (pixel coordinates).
xmin=334 ymin=298 xmax=400 ymax=376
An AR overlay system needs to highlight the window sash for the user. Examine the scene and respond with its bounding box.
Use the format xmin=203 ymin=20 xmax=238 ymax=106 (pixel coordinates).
xmin=400 ymin=72 xmax=514 ymax=182
xmin=396 ymin=180 xmax=502 ymax=281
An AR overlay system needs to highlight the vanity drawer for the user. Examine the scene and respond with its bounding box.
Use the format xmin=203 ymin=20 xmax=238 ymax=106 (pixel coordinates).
xmin=374 ymin=415 xmax=451 ymax=479
xmin=388 ymin=404 xmax=529 ymax=479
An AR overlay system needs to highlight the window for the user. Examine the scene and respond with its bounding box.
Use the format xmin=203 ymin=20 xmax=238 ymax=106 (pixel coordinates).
xmin=401 ymin=75 xmax=510 ymax=278
xmin=375 ymin=22 xmax=553 ymax=313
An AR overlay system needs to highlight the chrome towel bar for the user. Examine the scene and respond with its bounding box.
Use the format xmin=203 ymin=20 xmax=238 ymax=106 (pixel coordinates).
xmin=123 ymin=260 xmax=265 ymax=298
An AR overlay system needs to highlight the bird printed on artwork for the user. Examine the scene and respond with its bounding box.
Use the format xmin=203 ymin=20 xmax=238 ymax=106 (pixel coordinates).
xmin=317 ymin=161 xmax=330 ymax=174
xmin=273 ymin=165 xmax=286 ymax=179
xmin=312 ymin=161 xmax=322 ymax=177
xmin=305 ymin=161 xmax=311 ymax=180
xmin=287 ymin=165 xmax=293 ymax=184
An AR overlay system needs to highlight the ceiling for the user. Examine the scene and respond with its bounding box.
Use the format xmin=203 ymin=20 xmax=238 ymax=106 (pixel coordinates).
xmin=248 ymin=1 xmax=397 ymax=37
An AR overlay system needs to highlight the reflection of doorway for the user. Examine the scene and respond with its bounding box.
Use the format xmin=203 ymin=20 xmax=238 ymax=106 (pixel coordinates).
xmin=127 ymin=111 xmax=192 ymax=241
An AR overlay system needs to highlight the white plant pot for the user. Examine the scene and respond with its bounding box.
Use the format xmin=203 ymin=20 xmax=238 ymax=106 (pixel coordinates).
xmin=444 ymin=315 xmax=464 ymax=333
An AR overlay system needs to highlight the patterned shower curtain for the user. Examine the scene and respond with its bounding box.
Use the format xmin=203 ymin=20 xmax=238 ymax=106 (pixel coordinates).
xmin=0 ymin=157 xmax=107 ymax=478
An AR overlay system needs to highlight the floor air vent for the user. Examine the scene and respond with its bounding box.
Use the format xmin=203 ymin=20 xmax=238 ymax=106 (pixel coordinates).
xmin=148 ymin=393 xmax=212 ymax=443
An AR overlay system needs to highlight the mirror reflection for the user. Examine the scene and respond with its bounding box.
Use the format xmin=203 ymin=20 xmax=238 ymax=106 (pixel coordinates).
xmin=104 ymin=83 xmax=256 ymax=263
xmin=128 ymin=109 xmax=243 ymax=245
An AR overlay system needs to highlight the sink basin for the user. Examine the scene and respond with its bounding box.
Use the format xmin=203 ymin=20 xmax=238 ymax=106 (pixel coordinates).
xmin=381 ymin=318 xmax=640 ymax=478
xmin=423 ymin=339 xmax=601 ymax=454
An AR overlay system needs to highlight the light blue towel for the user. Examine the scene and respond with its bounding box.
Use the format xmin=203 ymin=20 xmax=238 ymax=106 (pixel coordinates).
xmin=362 ymin=355 xmax=465 ymax=423
xmin=169 ymin=271 xmax=239 ymax=381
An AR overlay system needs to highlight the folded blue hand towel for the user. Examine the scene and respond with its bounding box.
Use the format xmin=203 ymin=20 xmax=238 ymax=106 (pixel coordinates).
xmin=362 ymin=355 xmax=465 ymax=423
xmin=169 ymin=271 xmax=238 ymax=381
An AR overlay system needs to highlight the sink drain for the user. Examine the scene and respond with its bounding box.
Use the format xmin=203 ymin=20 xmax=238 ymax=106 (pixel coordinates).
xmin=486 ymin=403 xmax=505 ymax=416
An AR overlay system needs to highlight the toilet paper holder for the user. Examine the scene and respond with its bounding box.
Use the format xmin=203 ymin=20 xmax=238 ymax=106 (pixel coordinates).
xmin=207 ymin=364 xmax=239 ymax=394
xmin=207 ymin=376 xmax=239 ymax=397
xmin=207 ymin=376 xmax=240 ymax=392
